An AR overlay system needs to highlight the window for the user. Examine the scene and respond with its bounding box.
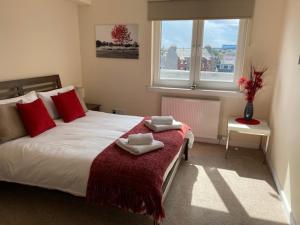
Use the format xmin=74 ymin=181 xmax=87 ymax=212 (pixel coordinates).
xmin=152 ymin=19 xmax=247 ymax=90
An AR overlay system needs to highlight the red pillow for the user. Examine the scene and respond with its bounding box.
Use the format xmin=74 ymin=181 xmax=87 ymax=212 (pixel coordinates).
xmin=51 ymin=89 xmax=85 ymax=123
xmin=17 ymin=99 xmax=56 ymax=137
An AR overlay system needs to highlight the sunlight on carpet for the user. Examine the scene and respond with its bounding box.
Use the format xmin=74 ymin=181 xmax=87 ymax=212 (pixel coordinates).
xmin=191 ymin=165 xmax=229 ymax=213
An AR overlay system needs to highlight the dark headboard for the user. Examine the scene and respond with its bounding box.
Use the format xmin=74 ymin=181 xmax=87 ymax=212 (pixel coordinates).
xmin=0 ymin=75 xmax=62 ymax=100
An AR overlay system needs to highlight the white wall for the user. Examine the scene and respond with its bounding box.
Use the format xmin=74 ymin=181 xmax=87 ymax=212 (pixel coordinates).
xmin=79 ymin=0 xmax=285 ymax=147
xmin=269 ymin=0 xmax=300 ymax=223
xmin=0 ymin=0 xmax=82 ymax=86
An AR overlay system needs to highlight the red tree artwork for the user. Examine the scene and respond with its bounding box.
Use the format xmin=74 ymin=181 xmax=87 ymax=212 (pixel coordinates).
xmin=111 ymin=25 xmax=132 ymax=45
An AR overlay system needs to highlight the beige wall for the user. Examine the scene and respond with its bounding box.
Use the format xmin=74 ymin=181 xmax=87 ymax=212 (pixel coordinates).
xmin=79 ymin=0 xmax=159 ymax=116
xmin=1 ymin=0 xmax=298 ymax=222
xmin=0 ymin=0 xmax=82 ymax=86
xmin=269 ymin=0 xmax=300 ymax=223
xmin=79 ymin=0 xmax=285 ymax=147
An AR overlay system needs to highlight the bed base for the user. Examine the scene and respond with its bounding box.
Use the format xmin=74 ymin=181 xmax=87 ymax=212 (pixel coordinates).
xmin=155 ymin=139 xmax=189 ymax=225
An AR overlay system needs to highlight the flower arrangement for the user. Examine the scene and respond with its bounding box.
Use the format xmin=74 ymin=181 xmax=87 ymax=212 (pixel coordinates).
xmin=238 ymin=66 xmax=267 ymax=121
xmin=238 ymin=66 xmax=267 ymax=103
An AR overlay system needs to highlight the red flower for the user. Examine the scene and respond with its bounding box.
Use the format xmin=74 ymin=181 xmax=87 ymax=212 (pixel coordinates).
xmin=239 ymin=67 xmax=267 ymax=103
xmin=238 ymin=76 xmax=248 ymax=86
xmin=246 ymin=95 xmax=254 ymax=102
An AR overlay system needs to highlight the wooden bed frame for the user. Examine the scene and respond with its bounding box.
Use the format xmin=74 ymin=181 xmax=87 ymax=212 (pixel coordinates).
xmin=0 ymin=75 xmax=189 ymax=225
xmin=0 ymin=75 xmax=61 ymax=100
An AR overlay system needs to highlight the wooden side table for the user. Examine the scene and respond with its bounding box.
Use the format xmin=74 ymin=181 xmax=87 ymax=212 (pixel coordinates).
xmin=86 ymin=103 xmax=101 ymax=112
xmin=226 ymin=117 xmax=271 ymax=161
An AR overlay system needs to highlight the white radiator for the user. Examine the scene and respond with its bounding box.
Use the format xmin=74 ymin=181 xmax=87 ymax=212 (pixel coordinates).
xmin=161 ymin=97 xmax=221 ymax=142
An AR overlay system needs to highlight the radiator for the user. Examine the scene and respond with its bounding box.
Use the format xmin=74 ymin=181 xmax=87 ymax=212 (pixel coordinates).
xmin=161 ymin=97 xmax=221 ymax=142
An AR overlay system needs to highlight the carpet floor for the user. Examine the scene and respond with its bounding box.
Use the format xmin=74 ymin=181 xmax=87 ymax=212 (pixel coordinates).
xmin=0 ymin=143 xmax=288 ymax=225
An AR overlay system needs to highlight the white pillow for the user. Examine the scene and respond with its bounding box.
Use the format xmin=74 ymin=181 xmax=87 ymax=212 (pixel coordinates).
xmin=0 ymin=91 xmax=38 ymax=105
xmin=37 ymin=85 xmax=74 ymax=119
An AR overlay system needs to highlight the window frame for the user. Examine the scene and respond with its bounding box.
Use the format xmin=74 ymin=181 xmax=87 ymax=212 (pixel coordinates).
xmin=152 ymin=20 xmax=198 ymax=88
xmin=152 ymin=19 xmax=248 ymax=91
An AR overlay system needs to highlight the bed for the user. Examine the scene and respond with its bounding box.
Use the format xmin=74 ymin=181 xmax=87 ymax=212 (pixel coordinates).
xmin=0 ymin=75 xmax=193 ymax=224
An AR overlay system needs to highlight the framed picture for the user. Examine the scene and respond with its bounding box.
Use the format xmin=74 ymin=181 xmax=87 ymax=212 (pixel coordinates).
xmin=95 ymin=24 xmax=139 ymax=59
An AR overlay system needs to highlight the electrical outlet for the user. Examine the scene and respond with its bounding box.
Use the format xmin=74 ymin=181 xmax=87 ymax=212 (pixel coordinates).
xmin=112 ymin=108 xmax=126 ymax=115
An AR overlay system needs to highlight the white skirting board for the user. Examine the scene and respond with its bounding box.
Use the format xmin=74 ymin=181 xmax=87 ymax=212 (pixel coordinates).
xmin=218 ymin=136 xmax=260 ymax=149
xmin=194 ymin=137 xmax=219 ymax=144
xmin=266 ymin=156 xmax=297 ymax=225
xmin=195 ymin=136 xmax=259 ymax=149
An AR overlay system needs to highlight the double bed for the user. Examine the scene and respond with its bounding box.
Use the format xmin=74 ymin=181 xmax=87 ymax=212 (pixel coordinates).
xmin=0 ymin=75 xmax=193 ymax=224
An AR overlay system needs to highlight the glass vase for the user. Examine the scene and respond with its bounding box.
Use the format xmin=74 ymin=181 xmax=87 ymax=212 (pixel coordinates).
xmin=244 ymin=102 xmax=253 ymax=121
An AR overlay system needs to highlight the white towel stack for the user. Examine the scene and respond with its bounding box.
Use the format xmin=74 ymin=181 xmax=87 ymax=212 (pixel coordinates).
xmin=116 ymin=133 xmax=164 ymax=155
xmin=128 ymin=133 xmax=153 ymax=145
xmin=151 ymin=116 xmax=174 ymax=125
xmin=144 ymin=116 xmax=182 ymax=132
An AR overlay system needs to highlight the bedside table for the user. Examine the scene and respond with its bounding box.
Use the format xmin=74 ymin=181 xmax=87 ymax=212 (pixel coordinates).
xmin=86 ymin=103 xmax=101 ymax=112
xmin=226 ymin=117 xmax=271 ymax=161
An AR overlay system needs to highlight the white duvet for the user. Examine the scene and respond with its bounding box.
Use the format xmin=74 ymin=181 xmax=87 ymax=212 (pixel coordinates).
xmin=0 ymin=111 xmax=192 ymax=197
xmin=0 ymin=111 xmax=143 ymax=196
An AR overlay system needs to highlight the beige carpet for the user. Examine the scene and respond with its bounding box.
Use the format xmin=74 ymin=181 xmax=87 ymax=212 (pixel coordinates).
xmin=0 ymin=143 xmax=288 ymax=225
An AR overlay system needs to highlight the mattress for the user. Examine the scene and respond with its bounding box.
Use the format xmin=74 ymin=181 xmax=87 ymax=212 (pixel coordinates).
xmin=0 ymin=111 xmax=182 ymax=197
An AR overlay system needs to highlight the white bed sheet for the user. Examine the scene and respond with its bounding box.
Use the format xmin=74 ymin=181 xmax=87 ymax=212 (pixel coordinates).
xmin=0 ymin=111 xmax=187 ymax=197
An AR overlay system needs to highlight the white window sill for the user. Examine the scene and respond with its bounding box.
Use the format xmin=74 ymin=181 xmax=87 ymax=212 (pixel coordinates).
xmin=147 ymin=86 xmax=243 ymax=98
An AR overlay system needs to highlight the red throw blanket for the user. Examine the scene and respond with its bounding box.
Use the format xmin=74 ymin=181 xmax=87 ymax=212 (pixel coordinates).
xmin=86 ymin=118 xmax=190 ymax=223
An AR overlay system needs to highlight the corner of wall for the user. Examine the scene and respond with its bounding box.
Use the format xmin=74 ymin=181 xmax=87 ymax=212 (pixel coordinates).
xmin=266 ymin=154 xmax=297 ymax=225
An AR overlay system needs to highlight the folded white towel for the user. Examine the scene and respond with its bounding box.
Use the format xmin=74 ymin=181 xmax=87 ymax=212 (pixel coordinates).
xmin=144 ymin=120 xmax=182 ymax=132
xmin=128 ymin=133 xmax=153 ymax=145
xmin=116 ymin=138 xmax=164 ymax=155
xmin=151 ymin=116 xmax=174 ymax=125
